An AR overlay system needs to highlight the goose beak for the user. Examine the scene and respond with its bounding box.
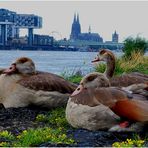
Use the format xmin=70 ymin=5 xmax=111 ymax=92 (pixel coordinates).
xmin=91 ymin=57 xmax=101 ymax=63
xmin=71 ymin=84 xmax=85 ymax=97
xmin=3 ymin=64 xmax=16 ymax=75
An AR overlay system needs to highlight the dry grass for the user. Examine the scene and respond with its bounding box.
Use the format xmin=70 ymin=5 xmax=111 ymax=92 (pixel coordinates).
xmin=119 ymin=51 xmax=148 ymax=73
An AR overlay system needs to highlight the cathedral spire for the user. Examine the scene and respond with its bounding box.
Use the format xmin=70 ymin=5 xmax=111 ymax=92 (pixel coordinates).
xmin=70 ymin=12 xmax=81 ymax=40
xmin=77 ymin=13 xmax=79 ymax=23
xmin=88 ymin=25 xmax=91 ymax=33
xmin=73 ymin=13 xmax=76 ymax=23
xmin=112 ymin=30 xmax=119 ymax=43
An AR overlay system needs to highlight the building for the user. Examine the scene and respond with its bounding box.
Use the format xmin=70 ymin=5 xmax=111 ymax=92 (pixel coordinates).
xmin=70 ymin=13 xmax=103 ymax=42
xmin=34 ymin=34 xmax=53 ymax=46
xmin=0 ymin=8 xmax=42 ymax=46
xmin=112 ymin=30 xmax=119 ymax=43
xmin=70 ymin=13 xmax=81 ymax=40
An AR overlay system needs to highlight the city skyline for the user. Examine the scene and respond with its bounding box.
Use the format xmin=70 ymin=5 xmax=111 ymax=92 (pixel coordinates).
xmin=1 ymin=1 xmax=148 ymax=42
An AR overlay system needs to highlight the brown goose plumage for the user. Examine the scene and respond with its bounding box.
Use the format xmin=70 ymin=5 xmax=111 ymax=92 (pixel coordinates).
xmin=18 ymin=71 xmax=76 ymax=94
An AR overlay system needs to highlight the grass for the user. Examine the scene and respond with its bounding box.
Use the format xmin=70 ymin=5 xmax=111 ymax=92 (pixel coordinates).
xmin=0 ymin=127 xmax=75 ymax=147
xmin=0 ymin=130 xmax=15 ymax=141
xmin=95 ymin=51 xmax=148 ymax=75
xmin=61 ymin=68 xmax=83 ymax=84
xmin=14 ymin=127 xmax=74 ymax=147
xmin=112 ymin=134 xmax=147 ymax=147
xmin=36 ymin=107 xmax=70 ymax=128
xmin=0 ymin=107 xmax=75 ymax=147
xmin=66 ymin=75 xmax=82 ymax=84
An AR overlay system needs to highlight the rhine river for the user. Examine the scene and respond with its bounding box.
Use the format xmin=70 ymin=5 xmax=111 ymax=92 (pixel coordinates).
xmin=0 ymin=50 xmax=147 ymax=75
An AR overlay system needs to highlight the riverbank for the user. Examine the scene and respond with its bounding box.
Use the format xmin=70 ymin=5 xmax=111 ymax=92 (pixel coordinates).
xmin=0 ymin=53 xmax=147 ymax=147
xmin=0 ymin=45 xmax=79 ymax=51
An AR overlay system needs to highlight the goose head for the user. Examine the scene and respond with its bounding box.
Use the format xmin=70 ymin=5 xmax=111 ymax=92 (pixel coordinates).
xmin=71 ymin=72 xmax=110 ymax=97
xmin=92 ymin=49 xmax=115 ymax=63
xmin=92 ymin=49 xmax=116 ymax=79
xmin=3 ymin=57 xmax=36 ymax=75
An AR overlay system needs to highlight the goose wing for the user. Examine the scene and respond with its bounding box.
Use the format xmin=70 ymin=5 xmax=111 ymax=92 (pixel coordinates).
xmin=18 ymin=71 xmax=77 ymax=94
xmin=110 ymin=72 xmax=148 ymax=87
xmin=93 ymin=87 xmax=148 ymax=122
xmin=111 ymin=99 xmax=148 ymax=122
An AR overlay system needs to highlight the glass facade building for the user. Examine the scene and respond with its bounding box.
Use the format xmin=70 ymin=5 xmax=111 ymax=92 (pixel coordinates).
xmin=0 ymin=8 xmax=42 ymax=45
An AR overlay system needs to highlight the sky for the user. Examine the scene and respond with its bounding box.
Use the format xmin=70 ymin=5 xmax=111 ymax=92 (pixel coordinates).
xmin=1 ymin=1 xmax=148 ymax=42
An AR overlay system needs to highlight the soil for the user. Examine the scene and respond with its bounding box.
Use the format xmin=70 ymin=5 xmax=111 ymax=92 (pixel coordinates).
xmin=0 ymin=106 xmax=147 ymax=147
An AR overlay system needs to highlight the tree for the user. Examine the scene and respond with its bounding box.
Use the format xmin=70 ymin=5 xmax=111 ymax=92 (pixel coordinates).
xmin=123 ymin=36 xmax=148 ymax=57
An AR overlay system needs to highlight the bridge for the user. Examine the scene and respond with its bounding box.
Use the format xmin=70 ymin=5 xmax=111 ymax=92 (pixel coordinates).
xmin=58 ymin=40 xmax=124 ymax=51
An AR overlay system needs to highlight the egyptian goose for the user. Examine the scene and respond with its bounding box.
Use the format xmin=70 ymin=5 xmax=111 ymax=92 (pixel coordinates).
xmin=92 ymin=49 xmax=148 ymax=87
xmin=66 ymin=73 xmax=118 ymax=131
xmin=0 ymin=57 xmax=76 ymax=108
xmin=66 ymin=72 xmax=148 ymax=131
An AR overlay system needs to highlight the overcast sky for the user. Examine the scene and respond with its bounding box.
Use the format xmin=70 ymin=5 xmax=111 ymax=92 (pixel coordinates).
xmin=1 ymin=1 xmax=148 ymax=42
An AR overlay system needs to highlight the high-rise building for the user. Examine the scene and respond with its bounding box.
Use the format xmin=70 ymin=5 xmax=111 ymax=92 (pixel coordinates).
xmin=0 ymin=8 xmax=42 ymax=46
xmin=70 ymin=13 xmax=103 ymax=42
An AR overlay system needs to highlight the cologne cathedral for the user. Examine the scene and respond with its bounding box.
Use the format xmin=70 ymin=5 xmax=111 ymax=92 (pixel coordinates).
xmin=70 ymin=13 xmax=103 ymax=42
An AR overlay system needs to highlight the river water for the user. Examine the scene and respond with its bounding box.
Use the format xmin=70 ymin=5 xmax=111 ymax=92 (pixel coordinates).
xmin=0 ymin=50 xmax=147 ymax=75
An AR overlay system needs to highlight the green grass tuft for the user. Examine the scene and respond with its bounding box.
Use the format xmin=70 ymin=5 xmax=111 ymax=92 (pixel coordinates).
xmin=0 ymin=130 xmax=15 ymax=141
xmin=112 ymin=134 xmax=147 ymax=147
xmin=14 ymin=127 xmax=74 ymax=147
xmin=66 ymin=75 xmax=82 ymax=84
xmin=36 ymin=107 xmax=70 ymax=128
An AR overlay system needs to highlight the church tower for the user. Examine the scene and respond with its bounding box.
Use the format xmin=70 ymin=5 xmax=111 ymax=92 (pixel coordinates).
xmin=112 ymin=30 xmax=119 ymax=43
xmin=88 ymin=25 xmax=91 ymax=34
xmin=76 ymin=13 xmax=81 ymax=35
xmin=70 ymin=13 xmax=81 ymax=40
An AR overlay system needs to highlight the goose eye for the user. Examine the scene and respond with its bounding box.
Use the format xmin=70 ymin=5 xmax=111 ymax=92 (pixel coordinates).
xmin=10 ymin=64 xmax=16 ymax=69
xmin=87 ymin=75 xmax=97 ymax=82
xmin=77 ymin=88 xmax=80 ymax=91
